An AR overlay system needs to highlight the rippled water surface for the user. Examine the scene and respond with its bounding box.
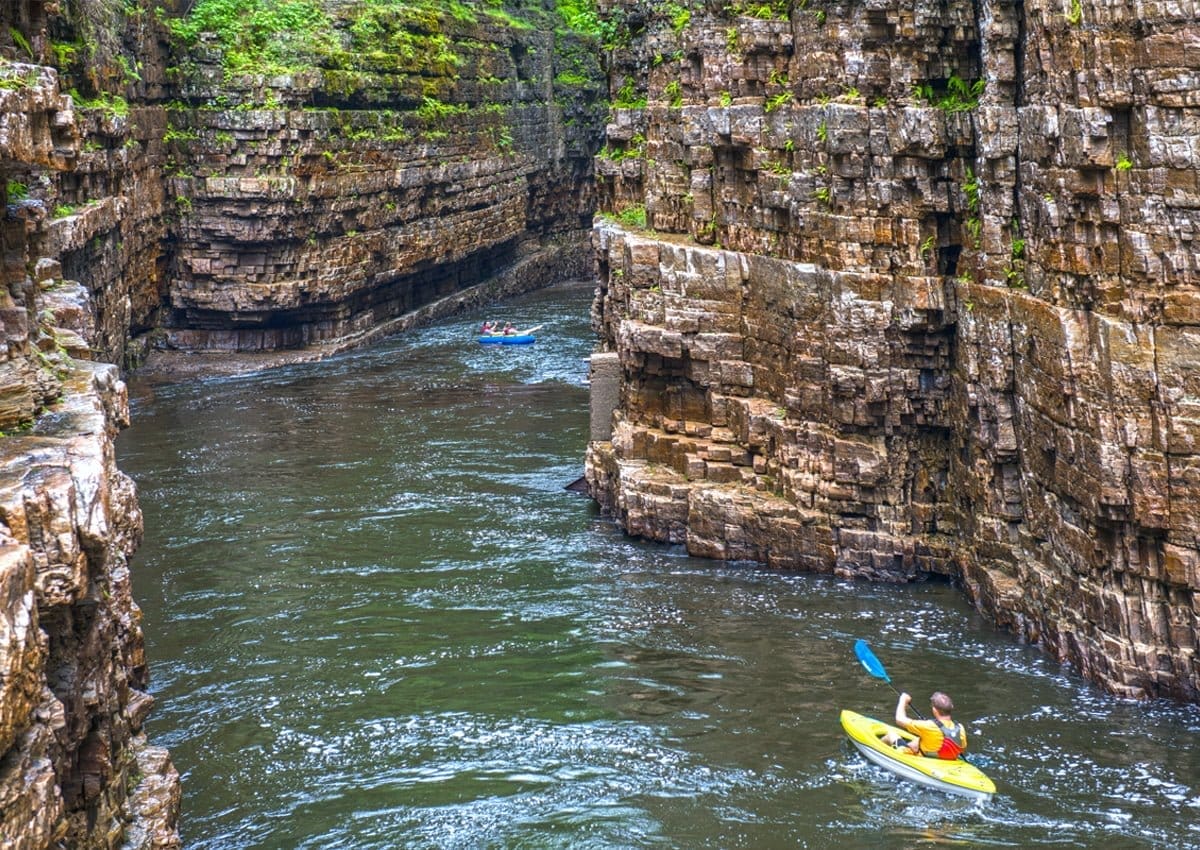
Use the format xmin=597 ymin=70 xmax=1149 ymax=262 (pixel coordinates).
xmin=118 ymin=282 xmax=1200 ymax=849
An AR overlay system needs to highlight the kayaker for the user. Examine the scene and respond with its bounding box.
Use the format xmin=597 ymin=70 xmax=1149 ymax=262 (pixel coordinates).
xmin=882 ymin=691 xmax=966 ymax=760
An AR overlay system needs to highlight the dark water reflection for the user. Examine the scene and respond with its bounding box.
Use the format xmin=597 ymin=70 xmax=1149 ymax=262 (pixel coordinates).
xmin=118 ymin=282 xmax=1200 ymax=849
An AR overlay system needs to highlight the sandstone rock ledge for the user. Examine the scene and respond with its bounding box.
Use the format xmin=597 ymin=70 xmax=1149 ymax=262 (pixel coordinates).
xmin=584 ymin=0 xmax=1200 ymax=703
xmin=0 ymin=362 xmax=180 ymax=850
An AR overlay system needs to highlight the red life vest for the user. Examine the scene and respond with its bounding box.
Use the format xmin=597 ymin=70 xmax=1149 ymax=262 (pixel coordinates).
xmin=933 ymin=719 xmax=966 ymax=759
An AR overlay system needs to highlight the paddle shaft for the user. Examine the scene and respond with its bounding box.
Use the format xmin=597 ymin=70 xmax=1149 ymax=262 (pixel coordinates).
xmin=884 ymin=680 xmax=927 ymax=721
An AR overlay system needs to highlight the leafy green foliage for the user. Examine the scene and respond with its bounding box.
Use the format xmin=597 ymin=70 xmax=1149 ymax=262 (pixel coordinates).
xmin=556 ymin=71 xmax=590 ymax=86
xmin=614 ymin=77 xmax=647 ymax=108
xmin=615 ymin=203 xmax=648 ymax=228
xmin=165 ymin=0 xmax=335 ymax=75
xmin=725 ymin=0 xmax=791 ymax=20
xmin=416 ymin=96 xmax=468 ymax=123
xmin=9 ymin=27 xmax=33 ymax=59
xmin=765 ymin=91 xmax=790 ymax=112
xmin=556 ymin=0 xmax=620 ymax=47
xmin=597 ymin=132 xmax=645 ymax=161
xmin=963 ymin=167 xmax=980 ymax=214
xmin=666 ymin=2 xmax=691 ymax=33
xmin=164 ymin=0 xmax=546 ymax=80
xmin=50 ymin=41 xmax=78 ymax=67
xmin=162 ymin=126 xmax=200 ymax=143
xmin=70 ymin=89 xmax=129 ymax=118
xmin=913 ymin=75 xmax=984 ymax=112
xmin=664 ymin=79 xmax=683 ymax=108
xmin=963 ymin=169 xmax=982 ymax=248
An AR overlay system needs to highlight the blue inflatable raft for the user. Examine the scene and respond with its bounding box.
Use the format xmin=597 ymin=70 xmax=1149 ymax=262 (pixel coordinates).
xmin=476 ymin=324 xmax=541 ymax=345
xmin=478 ymin=334 xmax=535 ymax=345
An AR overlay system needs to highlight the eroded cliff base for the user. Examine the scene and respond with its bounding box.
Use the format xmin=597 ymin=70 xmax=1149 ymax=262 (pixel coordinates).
xmin=134 ymin=231 xmax=594 ymax=381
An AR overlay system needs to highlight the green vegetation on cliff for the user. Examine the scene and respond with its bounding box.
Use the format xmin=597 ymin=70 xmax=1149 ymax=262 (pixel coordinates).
xmin=164 ymin=0 xmax=560 ymax=76
xmin=165 ymin=0 xmax=335 ymax=74
xmin=556 ymin=0 xmax=617 ymax=44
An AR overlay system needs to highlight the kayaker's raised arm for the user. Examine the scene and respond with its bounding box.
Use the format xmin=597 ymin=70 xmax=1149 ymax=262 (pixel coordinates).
xmin=883 ymin=690 xmax=967 ymax=760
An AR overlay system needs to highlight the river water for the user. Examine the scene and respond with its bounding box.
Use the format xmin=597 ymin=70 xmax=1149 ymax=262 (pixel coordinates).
xmin=117 ymin=281 xmax=1200 ymax=849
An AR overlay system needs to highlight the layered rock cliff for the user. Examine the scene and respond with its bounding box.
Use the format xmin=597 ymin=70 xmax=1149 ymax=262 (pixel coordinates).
xmin=1 ymin=3 xmax=179 ymax=846
xmin=585 ymin=0 xmax=1200 ymax=701
xmin=157 ymin=0 xmax=605 ymax=358
xmin=4 ymin=0 xmax=1199 ymax=842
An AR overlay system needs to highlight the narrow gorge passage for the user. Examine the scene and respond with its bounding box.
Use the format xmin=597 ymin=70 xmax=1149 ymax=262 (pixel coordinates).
xmin=117 ymin=284 xmax=1200 ymax=850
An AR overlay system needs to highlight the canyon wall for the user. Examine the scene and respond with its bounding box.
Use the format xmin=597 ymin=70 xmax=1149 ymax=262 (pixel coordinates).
xmin=2 ymin=3 xmax=180 ymax=847
xmin=0 ymin=1 xmax=607 ymax=846
xmin=585 ymin=0 xmax=1200 ymax=701
xmin=157 ymin=1 xmax=605 ymax=359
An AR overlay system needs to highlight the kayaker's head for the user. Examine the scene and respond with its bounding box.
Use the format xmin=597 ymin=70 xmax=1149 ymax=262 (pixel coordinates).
xmin=930 ymin=691 xmax=954 ymax=717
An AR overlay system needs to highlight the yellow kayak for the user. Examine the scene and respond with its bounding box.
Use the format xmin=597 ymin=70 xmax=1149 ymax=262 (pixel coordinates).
xmin=840 ymin=709 xmax=996 ymax=802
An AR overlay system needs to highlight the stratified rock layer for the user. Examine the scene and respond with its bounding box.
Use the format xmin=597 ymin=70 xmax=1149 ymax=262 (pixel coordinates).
xmin=0 ymin=362 xmax=180 ymax=850
xmin=159 ymin=5 xmax=605 ymax=354
xmin=586 ymin=0 xmax=1200 ymax=701
xmin=2 ymin=2 xmax=181 ymax=844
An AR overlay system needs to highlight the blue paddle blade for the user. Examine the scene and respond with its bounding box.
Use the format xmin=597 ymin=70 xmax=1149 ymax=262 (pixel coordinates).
xmin=854 ymin=639 xmax=890 ymax=683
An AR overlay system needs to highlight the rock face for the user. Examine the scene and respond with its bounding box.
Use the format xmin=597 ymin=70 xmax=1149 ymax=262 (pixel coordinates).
xmin=586 ymin=0 xmax=1200 ymax=701
xmin=1 ymin=4 xmax=182 ymax=846
xmin=159 ymin=3 xmax=605 ymax=355
xmin=0 ymin=363 xmax=180 ymax=850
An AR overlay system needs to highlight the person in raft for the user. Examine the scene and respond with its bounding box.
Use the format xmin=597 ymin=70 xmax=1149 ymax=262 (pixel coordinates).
xmin=881 ymin=691 xmax=967 ymax=759
xmin=481 ymin=321 xmax=493 ymax=334
xmin=502 ymin=322 xmax=516 ymax=335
